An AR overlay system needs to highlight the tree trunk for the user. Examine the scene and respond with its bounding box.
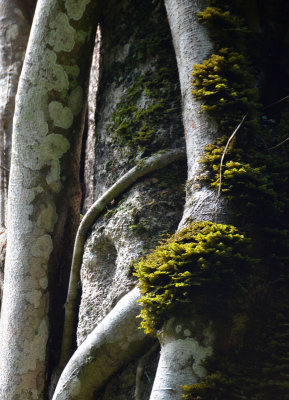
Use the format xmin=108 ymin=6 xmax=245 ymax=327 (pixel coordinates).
xmin=147 ymin=1 xmax=227 ymax=397
xmin=150 ymin=310 xmax=214 ymax=400
xmin=60 ymin=147 xmax=185 ymax=368
xmin=164 ymin=0 xmax=226 ymax=226
xmin=0 ymin=0 xmax=35 ymax=228
xmin=53 ymin=288 xmax=153 ymax=400
xmin=0 ymin=0 xmax=98 ymax=398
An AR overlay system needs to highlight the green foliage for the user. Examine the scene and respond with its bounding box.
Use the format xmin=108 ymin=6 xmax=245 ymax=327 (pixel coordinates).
xmin=134 ymin=221 xmax=254 ymax=334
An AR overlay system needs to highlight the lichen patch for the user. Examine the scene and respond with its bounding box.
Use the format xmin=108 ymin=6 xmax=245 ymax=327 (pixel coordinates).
xmin=47 ymin=13 xmax=76 ymax=53
xmin=48 ymin=101 xmax=74 ymax=129
xmin=68 ymin=86 xmax=83 ymax=116
xmin=40 ymin=133 xmax=70 ymax=162
xmin=65 ymin=0 xmax=90 ymax=21
xmin=6 ymin=23 xmax=19 ymax=41
xmin=31 ymin=235 xmax=53 ymax=260
xmin=36 ymin=203 xmax=57 ymax=233
xmin=42 ymin=49 xmax=69 ymax=92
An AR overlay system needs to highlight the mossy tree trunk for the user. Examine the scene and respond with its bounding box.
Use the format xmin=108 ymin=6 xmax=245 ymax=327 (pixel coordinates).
xmin=0 ymin=0 xmax=98 ymax=398
xmin=146 ymin=2 xmax=224 ymax=398
xmin=164 ymin=0 xmax=226 ymax=226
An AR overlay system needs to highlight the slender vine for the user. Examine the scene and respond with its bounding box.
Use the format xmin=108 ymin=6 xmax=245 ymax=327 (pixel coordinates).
xmin=59 ymin=147 xmax=186 ymax=367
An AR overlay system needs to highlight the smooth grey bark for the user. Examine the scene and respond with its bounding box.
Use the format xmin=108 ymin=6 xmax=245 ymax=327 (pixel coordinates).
xmin=53 ymin=287 xmax=152 ymax=400
xmin=0 ymin=0 xmax=35 ymax=228
xmin=60 ymin=147 xmax=186 ymax=368
xmin=146 ymin=1 xmax=227 ymax=398
xmin=0 ymin=0 xmax=98 ymax=398
xmin=164 ymin=0 xmax=226 ymax=226
xmin=149 ymin=311 xmax=214 ymax=400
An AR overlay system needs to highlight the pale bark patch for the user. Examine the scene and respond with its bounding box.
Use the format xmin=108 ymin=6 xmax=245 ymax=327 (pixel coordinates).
xmin=65 ymin=0 xmax=91 ymax=21
xmin=5 ymin=24 xmax=19 ymax=41
xmin=31 ymin=234 xmax=53 ymax=259
xmin=48 ymin=102 xmax=74 ymax=129
xmin=68 ymin=86 xmax=83 ymax=116
xmin=48 ymin=13 xmax=76 ymax=52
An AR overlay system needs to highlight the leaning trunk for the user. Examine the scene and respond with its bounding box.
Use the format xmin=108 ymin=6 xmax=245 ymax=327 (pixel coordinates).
xmin=149 ymin=1 xmax=226 ymax=398
xmin=0 ymin=0 xmax=35 ymax=228
xmin=164 ymin=0 xmax=226 ymax=225
xmin=0 ymin=0 xmax=98 ymax=398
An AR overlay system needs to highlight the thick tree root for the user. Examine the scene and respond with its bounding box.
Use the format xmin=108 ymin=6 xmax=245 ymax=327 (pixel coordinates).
xmin=59 ymin=147 xmax=186 ymax=367
xmin=53 ymin=287 xmax=153 ymax=400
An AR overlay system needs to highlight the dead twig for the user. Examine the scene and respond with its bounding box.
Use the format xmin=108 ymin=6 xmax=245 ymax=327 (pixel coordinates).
xmin=217 ymin=113 xmax=248 ymax=198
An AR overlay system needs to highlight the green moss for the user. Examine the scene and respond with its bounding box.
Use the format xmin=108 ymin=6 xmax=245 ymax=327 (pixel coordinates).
xmin=108 ymin=68 xmax=181 ymax=148
xmin=192 ymin=48 xmax=259 ymax=133
xmin=183 ymin=372 xmax=232 ymax=400
xmin=135 ymin=221 xmax=254 ymax=335
xmin=183 ymin=1 xmax=289 ymax=398
xmin=197 ymin=6 xmax=248 ymax=51
xmin=100 ymin=0 xmax=182 ymax=152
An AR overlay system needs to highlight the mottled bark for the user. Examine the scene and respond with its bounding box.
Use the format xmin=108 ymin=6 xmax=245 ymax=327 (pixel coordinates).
xmin=149 ymin=310 xmax=214 ymax=400
xmin=144 ymin=1 xmax=229 ymax=398
xmin=0 ymin=0 xmax=98 ymax=398
xmin=164 ymin=0 xmax=226 ymax=225
xmin=60 ymin=147 xmax=186 ymax=368
xmin=53 ymin=288 xmax=153 ymax=400
xmin=0 ymin=0 xmax=35 ymax=228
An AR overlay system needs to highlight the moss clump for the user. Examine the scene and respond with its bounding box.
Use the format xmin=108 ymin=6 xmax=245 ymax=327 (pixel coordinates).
xmin=192 ymin=48 xmax=259 ymax=133
xmin=183 ymin=372 xmax=232 ymax=400
xmin=134 ymin=221 xmax=254 ymax=335
xmin=197 ymin=6 xmax=249 ymax=51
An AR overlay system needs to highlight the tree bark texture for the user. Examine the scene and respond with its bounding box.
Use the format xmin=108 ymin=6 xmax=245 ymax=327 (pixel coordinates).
xmin=53 ymin=288 xmax=153 ymax=400
xmin=73 ymin=2 xmax=187 ymax=398
xmin=149 ymin=311 xmax=214 ymax=400
xmin=60 ymin=147 xmax=186 ymax=368
xmin=0 ymin=0 xmax=98 ymax=398
xmin=164 ymin=0 xmax=226 ymax=225
xmin=0 ymin=0 xmax=35 ymax=228
xmin=147 ymin=2 xmax=228 ymax=397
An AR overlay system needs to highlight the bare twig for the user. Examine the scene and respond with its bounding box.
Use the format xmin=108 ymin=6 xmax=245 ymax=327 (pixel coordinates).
xmin=262 ymin=94 xmax=289 ymax=150
xmin=262 ymin=94 xmax=289 ymax=111
xmin=217 ymin=114 xmax=248 ymax=198
xmin=267 ymin=136 xmax=289 ymax=151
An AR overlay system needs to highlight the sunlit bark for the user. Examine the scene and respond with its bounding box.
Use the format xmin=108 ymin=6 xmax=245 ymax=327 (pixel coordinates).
xmin=0 ymin=0 xmax=35 ymax=228
xmin=0 ymin=0 xmax=98 ymax=398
